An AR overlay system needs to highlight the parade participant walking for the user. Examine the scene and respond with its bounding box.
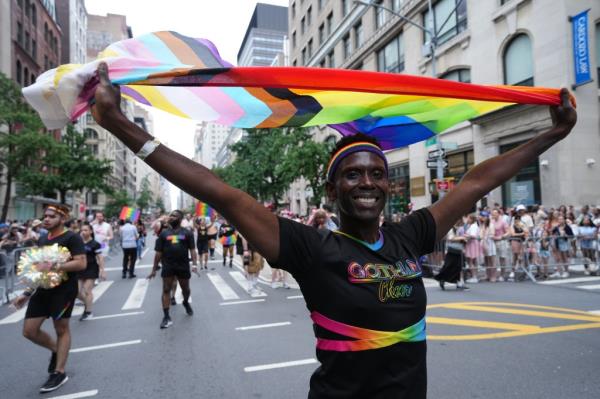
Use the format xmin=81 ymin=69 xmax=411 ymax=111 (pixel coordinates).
xmin=120 ymin=219 xmax=139 ymax=278
xmin=148 ymin=210 xmax=198 ymax=328
xmin=77 ymin=222 xmax=105 ymax=320
xmin=11 ymin=204 xmax=86 ymax=393
xmin=91 ymin=211 xmax=113 ymax=258
xmin=207 ymin=214 xmax=218 ymax=260
xmin=218 ymin=219 xmax=236 ymax=267
xmin=91 ymin=62 xmax=576 ymax=398
xmin=195 ymin=217 xmax=210 ymax=270
xmin=136 ymin=219 xmax=146 ymax=260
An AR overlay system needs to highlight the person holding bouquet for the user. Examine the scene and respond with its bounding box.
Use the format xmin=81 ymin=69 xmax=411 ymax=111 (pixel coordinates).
xmin=11 ymin=204 xmax=86 ymax=393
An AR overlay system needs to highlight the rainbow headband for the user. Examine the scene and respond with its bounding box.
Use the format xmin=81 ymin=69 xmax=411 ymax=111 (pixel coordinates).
xmin=326 ymin=142 xmax=388 ymax=183
xmin=46 ymin=205 xmax=69 ymax=218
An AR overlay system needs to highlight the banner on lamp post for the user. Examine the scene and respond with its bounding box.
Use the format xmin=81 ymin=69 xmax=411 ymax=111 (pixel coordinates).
xmin=570 ymin=9 xmax=592 ymax=88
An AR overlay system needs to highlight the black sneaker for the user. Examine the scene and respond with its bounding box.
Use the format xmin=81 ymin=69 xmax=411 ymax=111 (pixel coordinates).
xmin=170 ymin=297 xmax=176 ymax=306
xmin=47 ymin=352 xmax=57 ymax=373
xmin=122 ymin=273 xmax=127 ymax=279
xmin=79 ymin=311 xmax=93 ymax=321
xmin=40 ymin=371 xmax=68 ymax=393
xmin=160 ymin=316 xmax=173 ymax=329
xmin=229 ymin=261 xmax=233 ymax=268
xmin=183 ymin=301 xmax=193 ymax=316
xmin=129 ymin=274 xmax=136 ymax=278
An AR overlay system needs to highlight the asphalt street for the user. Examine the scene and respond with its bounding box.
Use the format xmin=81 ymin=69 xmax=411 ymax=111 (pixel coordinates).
xmin=0 ymin=236 xmax=599 ymax=399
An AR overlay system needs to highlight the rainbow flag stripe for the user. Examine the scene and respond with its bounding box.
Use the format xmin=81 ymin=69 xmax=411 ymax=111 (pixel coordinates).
xmin=119 ymin=206 xmax=140 ymax=223
xmin=311 ymin=311 xmax=425 ymax=352
xmin=22 ymin=31 xmax=572 ymax=150
xmin=195 ymin=202 xmax=215 ymax=218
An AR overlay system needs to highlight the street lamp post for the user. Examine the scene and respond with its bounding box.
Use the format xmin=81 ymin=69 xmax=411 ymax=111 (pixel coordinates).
xmin=354 ymin=0 xmax=465 ymax=198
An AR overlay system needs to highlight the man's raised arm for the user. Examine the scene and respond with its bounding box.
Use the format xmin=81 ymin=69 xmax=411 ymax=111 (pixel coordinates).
xmin=429 ymin=88 xmax=577 ymax=241
xmin=90 ymin=63 xmax=279 ymax=261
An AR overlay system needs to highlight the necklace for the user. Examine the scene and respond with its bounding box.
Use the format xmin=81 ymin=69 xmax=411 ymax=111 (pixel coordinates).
xmin=334 ymin=229 xmax=384 ymax=251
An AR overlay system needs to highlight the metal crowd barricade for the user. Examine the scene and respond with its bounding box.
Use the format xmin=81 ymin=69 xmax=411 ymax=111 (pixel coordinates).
xmin=0 ymin=250 xmax=14 ymax=304
xmin=424 ymin=235 xmax=599 ymax=283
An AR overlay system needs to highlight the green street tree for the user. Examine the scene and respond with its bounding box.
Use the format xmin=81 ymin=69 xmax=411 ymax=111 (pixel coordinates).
xmin=16 ymin=124 xmax=113 ymax=204
xmin=136 ymin=175 xmax=153 ymax=213
xmin=0 ymin=72 xmax=60 ymax=220
xmin=104 ymin=189 xmax=132 ymax=219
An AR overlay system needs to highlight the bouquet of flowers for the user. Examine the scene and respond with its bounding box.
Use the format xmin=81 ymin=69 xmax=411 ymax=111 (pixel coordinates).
xmin=17 ymin=244 xmax=71 ymax=289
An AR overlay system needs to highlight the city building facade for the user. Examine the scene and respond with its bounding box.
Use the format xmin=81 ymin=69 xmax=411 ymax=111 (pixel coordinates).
xmin=198 ymin=122 xmax=231 ymax=168
xmin=289 ymin=0 xmax=600 ymax=213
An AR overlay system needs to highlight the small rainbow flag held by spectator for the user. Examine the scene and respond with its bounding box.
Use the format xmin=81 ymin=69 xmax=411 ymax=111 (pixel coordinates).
xmin=195 ymin=202 xmax=215 ymax=219
xmin=119 ymin=206 xmax=141 ymax=223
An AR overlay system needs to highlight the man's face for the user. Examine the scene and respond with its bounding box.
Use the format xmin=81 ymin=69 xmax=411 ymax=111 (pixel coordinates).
xmin=42 ymin=209 xmax=63 ymax=231
xmin=96 ymin=213 xmax=104 ymax=223
xmin=327 ymin=152 xmax=388 ymax=222
xmin=168 ymin=212 xmax=183 ymax=227
xmin=491 ymin=210 xmax=499 ymax=220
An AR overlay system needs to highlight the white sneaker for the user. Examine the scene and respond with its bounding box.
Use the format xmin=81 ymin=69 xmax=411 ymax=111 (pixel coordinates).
xmin=560 ymin=272 xmax=570 ymax=278
xmin=466 ymin=277 xmax=479 ymax=284
xmin=584 ymin=270 xmax=591 ymax=276
xmin=549 ymin=271 xmax=561 ymax=278
xmin=508 ymin=272 xmax=515 ymax=281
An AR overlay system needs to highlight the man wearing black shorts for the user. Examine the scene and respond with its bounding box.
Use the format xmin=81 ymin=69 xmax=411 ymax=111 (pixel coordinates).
xmin=148 ymin=210 xmax=198 ymax=329
xmin=12 ymin=204 xmax=86 ymax=393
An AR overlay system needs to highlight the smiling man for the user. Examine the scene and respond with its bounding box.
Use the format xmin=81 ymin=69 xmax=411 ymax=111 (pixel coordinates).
xmin=90 ymin=61 xmax=576 ymax=398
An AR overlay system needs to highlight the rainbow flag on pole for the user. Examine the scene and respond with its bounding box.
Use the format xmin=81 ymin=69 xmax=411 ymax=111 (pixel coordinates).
xmin=119 ymin=206 xmax=141 ymax=223
xmin=195 ymin=202 xmax=215 ymax=219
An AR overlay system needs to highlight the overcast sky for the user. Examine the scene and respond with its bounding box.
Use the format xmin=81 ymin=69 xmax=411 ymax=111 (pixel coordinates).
xmin=85 ymin=0 xmax=290 ymax=207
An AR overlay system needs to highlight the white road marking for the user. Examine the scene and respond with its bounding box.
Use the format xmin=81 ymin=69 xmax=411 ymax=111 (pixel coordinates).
xmin=235 ymin=322 xmax=291 ymax=331
xmin=70 ymin=339 xmax=142 ymax=353
xmin=0 ymin=306 xmax=27 ymax=325
xmin=175 ymin=284 xmax=192 ymax=303
xmin=244 ymin=358 xmax=318 ymax=372
xmin=122 ymin=278 xmax=149 ymax=310
xmin=577 ymin=284 xmax=600 ymax=290
xmin=72 ymin=281 xmax=113 ymax=317
xmin=287 ymin=295 xmax=304 ymax=299
xmin=47 ymin=389 xmax=99 ymax=399
xmin=422 ymin=278 xmax=439 ymax=288
xmin=140 ymin=248 xmax=149 ymax=259
xmin=588 ymin=310 xmax=600 ymax=315
xmin=89 ymin=311 xmax=144 ymax=320
xmin=220 ymin=299 xmax=265 ymax=306
xmin=539 ymin=276 xmax=600 ymax=285
xmin=105 ymin=264 xmax=152 ymax=272
xmin=229 ymin=271 xmax=267 ymax=297
xmin=207 ymin=273 xmax=239 ymax=300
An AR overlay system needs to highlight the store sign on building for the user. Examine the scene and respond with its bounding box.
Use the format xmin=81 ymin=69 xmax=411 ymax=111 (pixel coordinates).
xmin=410 ymin=176 xmax=426 ymax=197
xmin=570 ymin=9 xmax=592 ymax=87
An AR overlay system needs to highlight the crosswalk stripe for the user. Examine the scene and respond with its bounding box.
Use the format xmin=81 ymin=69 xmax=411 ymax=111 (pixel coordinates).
xmin=577 ymin=284 xmax=600 ymax=290
xmin=244 ymin=358 xmax=318 ymax=372
xmin=70 ymin=339 xmax=142 ymax=353
xmin=122 ymin=279 xmax=149 ymax=310
xmin=539 ymin=276 xmax=600 ymax=285
xmin=0 ymin=305 xmax=27 ymax=325
xmin=220 ymin=299 xmax=265 ymax=306
xmin=104 ymin=264 xmax=152 ymax=272
xmin=72 ymin=281 xmax=113 ymax=317
xmin=47 ymin=389 xmax=99 ymax=399
xmin=207 ymin=272 xmax=240 ymax=300
xmin=175 ymin=284 xmax=192 ymax=303
xmin=229 ymin=271 xmax=267 ymax=297
xmin=235 ymin=321 xmax=291 ymax=331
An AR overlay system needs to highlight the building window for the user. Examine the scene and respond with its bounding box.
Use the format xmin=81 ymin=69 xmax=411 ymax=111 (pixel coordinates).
xmin=25 ymin=32 xmax=30 ymax=52
xmin=307 ymin=6 xmax=312 ymax=26
xmin=44 ymin=23 xmax=48 ymax=42
xmin=17 ymin=0 xmax=23 ymax=8
xmin=91 ymin=192 xmax=99 ymax=205
xmin=500 ymin=141 xmax=540 ymax=206
xmin=291 ymin=2 xmax=295 ymax=18
xmin=327 ymin=12 xmax=333 ymax=35
xmin=302 ymin=47 xmax=307 ymax=65
xmin=293 ymin=59 xmax=297 ymax=66
xmin=440 ymin=68 xmax=470 ymax=83
xmin=17 ymin=23 xmax=23 ymax=45
xmin=31 ymin=4 xmax=37 ymax=26
xmin=301 ymin=16 xmax=305 ymax=34
xmin=424 ymin=0 xmax=468 ymax=46
xmin=354 ymin=21 xmax=363 ymax=48
xmin=319 ymin=23 xmax=325 ymax=44
xmin=503 ymin=34 xmax=533 ymax=86
xmin=31 ymin=40 xmax=36 ymax=58
xmin=30 ymin=73 xmax=35 ymax=84
xmin=319 ymin=59 xmax=326 ymax=68
xmin=596 ymin=22 xmax=600 ymax=87
xmin=308 ymin=39 xmax=313 ymax=59
xmin=327 ymin=50 xmax=335 ymax=68
xmin=24 ymin=67 xmax=29 ymax=86
xmin=387 ymin=164 xmax=411 ymax=216
xmin=393 ymin=0 xmax=403 ymax=12
xmin=84 ymin=128 xmax=99 ymax=139
xmin=376 ymin=7 xmax=388 ymax=29
xmin=25 ymin=0 xmax=30 ymax=17
xmin=377 ymin=33 xmax=404 ymax=73
xmin=16 ymin=60 xmax=22 ymax=85
xmin=44 ymin=55 xmax=48 ymax=70
xmin=292 ymin=31 xmax=296 ymax=48
xmin=430 ymin=149 xmax=474 ymax=203
xmin=343 ymin=35 xmax=351 ymax=59
xmin=342 ymin=0 xmax=350 ymax=16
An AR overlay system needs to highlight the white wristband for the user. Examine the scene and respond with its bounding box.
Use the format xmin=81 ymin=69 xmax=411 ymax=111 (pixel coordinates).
xmin=136 ymin=139 xmax=161 ymax=160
